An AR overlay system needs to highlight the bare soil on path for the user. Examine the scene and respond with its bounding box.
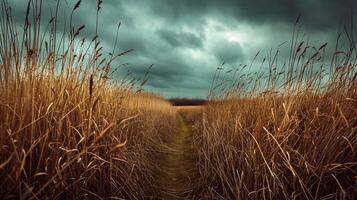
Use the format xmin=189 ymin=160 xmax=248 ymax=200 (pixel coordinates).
xmin=153 ymin=115 xmax=194 ymax=200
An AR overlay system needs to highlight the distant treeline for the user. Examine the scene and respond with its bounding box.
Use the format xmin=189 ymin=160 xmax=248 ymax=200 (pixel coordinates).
xmin=169 ymin=98 xmax=207 ymax=106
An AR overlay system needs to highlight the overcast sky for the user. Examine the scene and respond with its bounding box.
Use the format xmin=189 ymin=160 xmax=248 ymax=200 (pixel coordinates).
xmin=9 ymin=0 xmax=357 ymax=98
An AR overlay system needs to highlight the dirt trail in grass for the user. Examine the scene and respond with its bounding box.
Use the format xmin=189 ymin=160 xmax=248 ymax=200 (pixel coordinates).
xmin=154 ymin=115 xmax=194 ymax=199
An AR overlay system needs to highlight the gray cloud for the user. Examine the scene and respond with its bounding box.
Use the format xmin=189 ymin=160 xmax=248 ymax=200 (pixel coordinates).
xmin=211 ymin=39 xmax=244 ymax=64
xmin=6 ymin=0 xmax=357 ymax=98
xmin=150 ymin=0 xmax=356 ymax=31
xmin=158 ymin=29 xmax=203 ymax=48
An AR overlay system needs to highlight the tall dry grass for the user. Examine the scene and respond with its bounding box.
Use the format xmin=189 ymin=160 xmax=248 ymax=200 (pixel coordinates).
xmin=0 ymin=0 xmax=175 ymax=199
xmin=190 ymin=19 xmax=357 ymax=199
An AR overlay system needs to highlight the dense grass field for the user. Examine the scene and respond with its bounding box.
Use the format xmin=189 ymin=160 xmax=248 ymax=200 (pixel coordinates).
xmin=0 ymin=0 xmax=356 ymax=199
xmin=0 ymin=1 xmax=176 ymax=198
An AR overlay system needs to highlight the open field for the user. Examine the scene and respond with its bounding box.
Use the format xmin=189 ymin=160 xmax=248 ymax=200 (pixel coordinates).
xmin=174 ymin=106 xmax=204 ymax=111
xmin=1 ymin=0 xmax=357 ymax=199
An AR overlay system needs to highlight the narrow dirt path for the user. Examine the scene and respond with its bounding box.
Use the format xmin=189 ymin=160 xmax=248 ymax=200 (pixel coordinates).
xmin=154 ymin=115 xmax=194 ymax=199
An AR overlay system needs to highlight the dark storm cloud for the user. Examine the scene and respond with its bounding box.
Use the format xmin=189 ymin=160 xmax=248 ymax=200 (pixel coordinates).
xmin=6 ymin=0 xmax=356 ymax=98
xmin=158 ymin=29 xmax=203 ymax=48
xmin=152 ymin=0 xmax=356 ymax=31
xmin=211 ymin=40 xmax=244 ymax=64
xmin=129 ymin=55 xmax=192 ymax=80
